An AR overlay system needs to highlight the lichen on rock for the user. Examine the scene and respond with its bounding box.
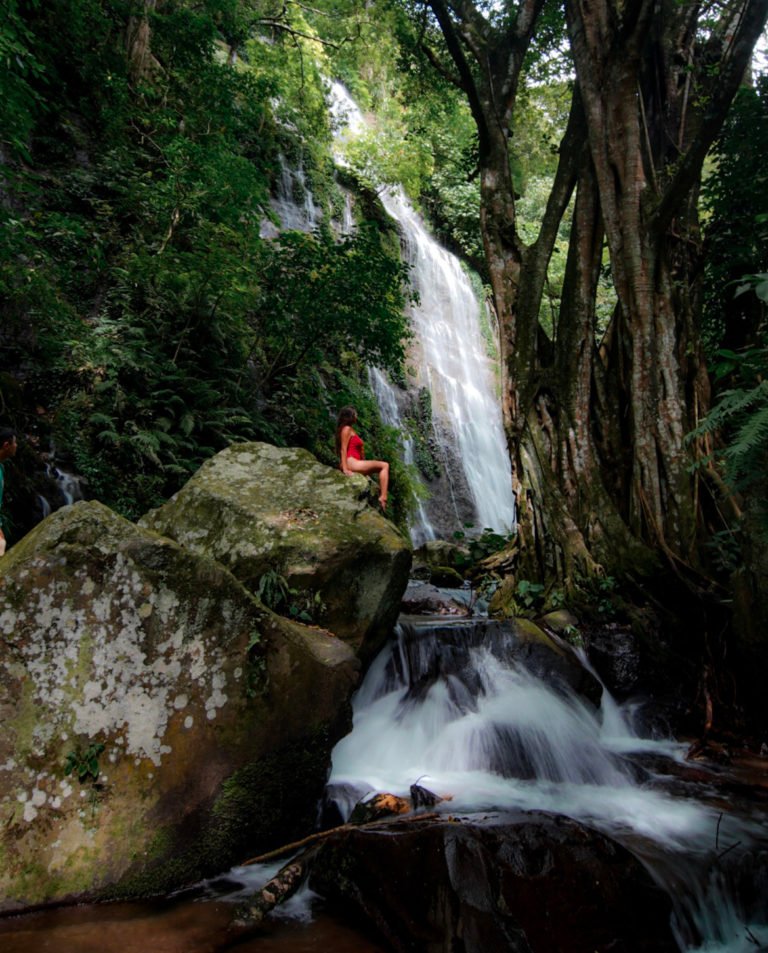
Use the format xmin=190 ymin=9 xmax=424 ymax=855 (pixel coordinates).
xmin=0 ymin=500 xmax=358 ymax=909
xmin=140 ymin=442 xmax=412 ymax=659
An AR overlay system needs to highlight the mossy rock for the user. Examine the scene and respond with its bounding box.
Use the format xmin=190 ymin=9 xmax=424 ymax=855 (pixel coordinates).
xmin=414 ymin=539 xmax=471 ymax=571
xmin=0 ymin=501 xmax=358 ymax=909
xmin=140 ymin=443 xmax=411 ymax=660
xmin=429 ymin=565 xmax=466 ymax=587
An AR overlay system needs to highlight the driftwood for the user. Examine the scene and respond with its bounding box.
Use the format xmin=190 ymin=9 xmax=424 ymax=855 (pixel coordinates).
xmin=231 ymin=788 xmax=450 ymax=929
xmin=240 ymin=789 xmax=451 ymax=867
xmin=232 ymin=847 xmax=322 ymax=927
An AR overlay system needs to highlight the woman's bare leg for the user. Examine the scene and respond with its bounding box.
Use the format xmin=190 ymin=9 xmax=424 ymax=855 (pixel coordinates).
xmin=377 ymin=462 xmax=389 ymax=509
xmin=346 ymin=458 xmax=389 ymax=510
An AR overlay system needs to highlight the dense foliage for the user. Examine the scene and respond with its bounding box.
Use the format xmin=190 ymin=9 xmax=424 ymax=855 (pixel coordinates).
xmin=0 ymin=0 xmax=414 ymax=525
xmin=696 ymin=80 xmax=768 ymax=535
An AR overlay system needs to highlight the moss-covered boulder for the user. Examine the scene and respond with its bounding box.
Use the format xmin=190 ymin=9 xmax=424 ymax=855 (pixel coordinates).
xmin=140 ymin=442 xmax=412 ymax=659
xmin=0 ymin=501 xmax=358 ymax=910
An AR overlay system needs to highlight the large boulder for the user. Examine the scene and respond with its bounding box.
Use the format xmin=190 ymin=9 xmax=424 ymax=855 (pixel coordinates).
xmin=310 ymin=812 xmax=678 ymax=953
xmin=140 ymin=443 xmax=411 ymax=659
xmin=0 ymin=501 xmax=358 ymax=910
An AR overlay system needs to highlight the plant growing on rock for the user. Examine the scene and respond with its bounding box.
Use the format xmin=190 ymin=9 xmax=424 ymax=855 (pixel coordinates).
xmin=64 ymin=742 xmax=105 ymax=787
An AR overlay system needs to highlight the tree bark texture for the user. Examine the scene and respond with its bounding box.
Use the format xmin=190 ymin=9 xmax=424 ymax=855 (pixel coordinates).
xmin=566 ymin=0 xmax=768 ymax=570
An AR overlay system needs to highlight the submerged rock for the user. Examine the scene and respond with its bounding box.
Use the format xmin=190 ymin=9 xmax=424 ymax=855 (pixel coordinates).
xmin=140 ymin=442 xmax=411 ymax=659
xmin=309 ymin=811 xmax=677 ymax=953
xmin=0 ymin=501 xmax=358 ymax=909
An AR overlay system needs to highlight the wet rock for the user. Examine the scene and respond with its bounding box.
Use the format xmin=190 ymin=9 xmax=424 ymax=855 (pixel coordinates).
xmin=512 ymin=618 xmax=601 ymax=707
xmin=389 ymin=618 xmax=601 ymax=709
xmin=309 ymin=811 xmax=677 ymax=953
xmin=400 ymin=580 xmax=470 ymax=616
xmin=140 ymin=442 xmax=411 ymax=660
xmin=539 ymin=609 xmax=579 ymax=633
xmin=583 ymin=623 xmax=641 ymax=696
xmin=0 ymin=501 xmax=358 ymax=909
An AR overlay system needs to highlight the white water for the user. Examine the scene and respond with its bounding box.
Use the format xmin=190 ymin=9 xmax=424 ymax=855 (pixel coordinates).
xmin=330 ymin=82 xmax=517 ymax=540
xmin=260 ymin=155 xmax=323 ymax=237
xmin=327 ymin=621 xmax=768 ymax=951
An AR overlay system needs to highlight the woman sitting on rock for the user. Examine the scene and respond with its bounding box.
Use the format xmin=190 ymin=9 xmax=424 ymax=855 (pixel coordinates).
xmin=336 ymin=406 xmax=389 ymax=511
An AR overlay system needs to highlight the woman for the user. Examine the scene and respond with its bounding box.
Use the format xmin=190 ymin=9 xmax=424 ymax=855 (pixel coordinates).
xmin=336 ymin=406 xmax=389 ymax=511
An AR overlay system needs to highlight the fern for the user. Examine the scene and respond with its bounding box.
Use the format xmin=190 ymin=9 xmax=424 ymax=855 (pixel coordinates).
xmin=692 ymin=381 xmax=768 ymax=436
xmin=690 ymin=348 xmax=768 ymax=526
xmin=724 ymin=402 xmax=768 ymax=484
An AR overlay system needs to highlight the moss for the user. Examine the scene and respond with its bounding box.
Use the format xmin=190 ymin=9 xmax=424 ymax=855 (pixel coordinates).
xmin=404 ymin=387 xmax=441 ymax=482
xmin=98 ymin=723 xmax=344 ymax=902
xmin=100 ymin=825 xmax=184 ymax=900
xmin=210 ymin=724 xmax=336 ymax=852
xmin=8 ymin=677 xmax=48 ymax=761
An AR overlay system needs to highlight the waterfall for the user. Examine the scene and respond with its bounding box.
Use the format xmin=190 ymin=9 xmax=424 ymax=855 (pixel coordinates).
xmin=327 ymin=620 xmax=768 ymax=952
xmin=260 ymin=154 xmax=324 ymax=237
xmin=330 ymin=82 xmax=517 ymax=542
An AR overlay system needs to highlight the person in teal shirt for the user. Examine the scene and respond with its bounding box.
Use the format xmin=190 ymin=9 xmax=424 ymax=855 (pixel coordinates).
xmin=0 ymin=427 xmax=18 ymax=557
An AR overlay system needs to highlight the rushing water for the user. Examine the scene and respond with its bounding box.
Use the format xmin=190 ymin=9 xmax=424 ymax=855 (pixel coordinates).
xmin=330 ymin=82 xmax=517 ymax=545
xmin=327 ymin=619 xmax=768 ymax=952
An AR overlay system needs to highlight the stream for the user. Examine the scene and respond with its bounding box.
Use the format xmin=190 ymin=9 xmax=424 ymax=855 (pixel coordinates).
xmin=3 ymin=608 xmax=766 ymax=952
xmin=325 ymin=616 xmax=768 ymax=952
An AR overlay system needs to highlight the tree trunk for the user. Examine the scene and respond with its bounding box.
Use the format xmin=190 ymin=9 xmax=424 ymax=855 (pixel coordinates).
xmin=565 ymin=0 xmax=767 ymax=572
xmin=124 ymin=0 xmax=161 ymax=81
xmin=422 ymin=0 xmax=768 ymax=588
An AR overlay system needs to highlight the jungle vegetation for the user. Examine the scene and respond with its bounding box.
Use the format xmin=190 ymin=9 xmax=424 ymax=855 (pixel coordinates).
xmin=1 ymin=0 xmax=767 ymax=722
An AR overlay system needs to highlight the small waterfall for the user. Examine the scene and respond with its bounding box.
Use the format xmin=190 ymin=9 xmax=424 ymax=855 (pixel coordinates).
xmin=327 ymin=620 xmax=768 ymax=951
xmin=369 ymin=367 xmax=436 ymax=546
xmin=35 ymin=461 xmax=85 ymax=518
xmin=261 ymin=154 xmax=324 ymax=237
xmin=330 ymin=82 xmax=517 ymax=541
xmin=44 ymin=463 xmax=83 ymax=505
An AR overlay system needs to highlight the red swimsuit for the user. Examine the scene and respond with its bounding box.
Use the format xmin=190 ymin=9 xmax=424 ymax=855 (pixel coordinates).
xmin=347 ymin=431 xmax=364 ymax=460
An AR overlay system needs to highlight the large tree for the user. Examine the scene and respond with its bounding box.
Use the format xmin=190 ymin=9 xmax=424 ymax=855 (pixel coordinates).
xmin=414 ymin=0 xmax=768 ymax=589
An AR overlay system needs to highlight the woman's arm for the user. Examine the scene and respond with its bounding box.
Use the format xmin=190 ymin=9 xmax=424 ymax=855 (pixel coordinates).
xmin=339 ymin=426 xmax=352 ymax=474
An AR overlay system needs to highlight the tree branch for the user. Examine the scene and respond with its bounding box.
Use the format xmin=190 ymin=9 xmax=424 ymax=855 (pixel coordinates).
xmin=426 ymin=0 xmax=492 ymax=153
xmin=652 ymin=0 xmax=768 ymax=234
xmin=256 ymin=18 xmax=351 ymax=48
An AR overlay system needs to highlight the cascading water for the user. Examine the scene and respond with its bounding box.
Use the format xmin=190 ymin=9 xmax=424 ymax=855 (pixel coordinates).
xmin=260 ymin=154 xmax=324 ymax=237
xmin=326 ymin=620 xmax=768 ymax=952
xmin=330 ymin=83 xmax=517 ymax=544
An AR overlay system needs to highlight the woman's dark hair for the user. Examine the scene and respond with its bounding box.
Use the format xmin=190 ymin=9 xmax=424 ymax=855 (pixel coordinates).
xmin=335 ymin=406 xmax=357 ymax=458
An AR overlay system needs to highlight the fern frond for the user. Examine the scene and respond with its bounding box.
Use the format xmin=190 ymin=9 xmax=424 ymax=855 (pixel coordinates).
xmin=724 ymin=403 xmax=768 ymax=480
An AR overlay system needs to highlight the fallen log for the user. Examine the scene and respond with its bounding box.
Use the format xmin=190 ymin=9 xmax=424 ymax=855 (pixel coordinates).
xmin=240 ymin=787 xmax=449 ymax=867
xmin=232 ymin=846 xmax=322 ymax=927
xmin=231 ymin=802 xmax=445 ymax=929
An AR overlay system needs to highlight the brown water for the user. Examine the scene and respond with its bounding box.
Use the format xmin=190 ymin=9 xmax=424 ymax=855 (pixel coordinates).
xmin=0 ymin=898 xmax=388 ymax=953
